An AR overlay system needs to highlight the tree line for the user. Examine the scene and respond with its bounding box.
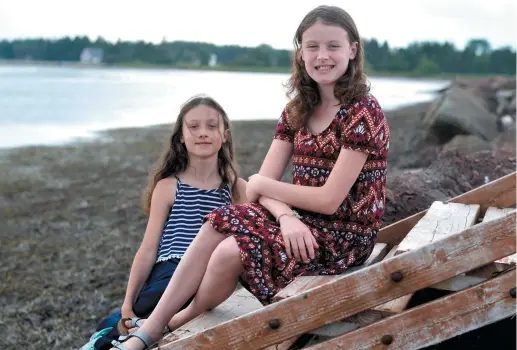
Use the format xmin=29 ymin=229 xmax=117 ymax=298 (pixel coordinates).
xmin=0 ymin=36 xmax=515 ymax=75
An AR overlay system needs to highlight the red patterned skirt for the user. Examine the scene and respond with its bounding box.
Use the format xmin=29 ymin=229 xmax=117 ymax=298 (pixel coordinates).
xmin=204 ymin=203 xmax=376 ymax=304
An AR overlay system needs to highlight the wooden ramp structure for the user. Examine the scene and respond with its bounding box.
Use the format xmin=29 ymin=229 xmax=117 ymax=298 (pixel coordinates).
xmin=151 ymin=172 xmax=516 ymax=350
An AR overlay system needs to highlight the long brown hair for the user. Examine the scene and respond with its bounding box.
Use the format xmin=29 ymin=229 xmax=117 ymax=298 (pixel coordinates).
xmin=142 ymin=95 xmax=239 ymax=215
xmin=285 ymin=5 xmax=370 ymax=130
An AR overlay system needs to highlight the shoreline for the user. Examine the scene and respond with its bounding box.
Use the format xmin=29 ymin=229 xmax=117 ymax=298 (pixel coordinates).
xmin=1 ymin=58 xmax=508 ymax=80
xmin=0 ymin=101 xmax=429 ymax=152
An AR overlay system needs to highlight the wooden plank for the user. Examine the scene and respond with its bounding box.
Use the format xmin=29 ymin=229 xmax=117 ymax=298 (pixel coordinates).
xmin=305 ymin=270 xmax=516 ymax=350
xmin=433 ymin=206 xmax=516 ymax=291
xmin=159 ymin=286 xmax=262 ymax=343
xmin=483 ymin=207 xmax=516 ymax=266
xmin=377 ymin=171 xmax=516 ymax=247
xmin=370 ymin=245 xmax=413 ymax=316
xmin=430 ymin=274 xmax=487 ymax=291
xmin=272 ymin=243 xmax=389 ymax=302
xmin=309 ymin=309 xmax=383 ymax=337
xmin=271 ymin=244 xmax=389 ymax=339
xmin=154 ymin=212 xmax=515 ymax=350
xmin=375 ymin=202 xmax=481 ymax=314
xmin=483 ymin=206 xmax=516 ymax=221
xmin=156 ymin=287 xmax=298 ymax=350
xmin=397 ymin=202 xmax=480 ymax=253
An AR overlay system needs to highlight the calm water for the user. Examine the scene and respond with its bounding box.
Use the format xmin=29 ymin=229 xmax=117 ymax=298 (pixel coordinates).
xmin=0 ymin=64 xmax=449 ymax=149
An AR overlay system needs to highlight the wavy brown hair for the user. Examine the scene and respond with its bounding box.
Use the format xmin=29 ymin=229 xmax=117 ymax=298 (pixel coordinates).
xmin=285 ymin=5 xmax=370 ymax=130
xmin=142 ymin=95 xmax=239 ymax=215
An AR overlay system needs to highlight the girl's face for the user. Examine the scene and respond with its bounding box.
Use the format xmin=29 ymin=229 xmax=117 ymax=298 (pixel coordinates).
xmin=300 ymin=21 xmax=358 ymax=87
xmin=181 ymin=105 xmax=227 ymax=159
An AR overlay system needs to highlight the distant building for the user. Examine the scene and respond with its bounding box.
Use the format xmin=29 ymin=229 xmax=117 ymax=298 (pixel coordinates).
xmin=209 ymin=53 xmax=218 ymax=67
xmin=80 ymin=47 xmax=104 ymax=64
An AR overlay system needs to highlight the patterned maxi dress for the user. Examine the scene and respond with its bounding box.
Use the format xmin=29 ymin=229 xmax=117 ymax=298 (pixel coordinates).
xmin=205 ymin=94 xmax=390 ymax=304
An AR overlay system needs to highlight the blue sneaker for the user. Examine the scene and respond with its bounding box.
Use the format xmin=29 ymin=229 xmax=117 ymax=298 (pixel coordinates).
xmin=79 ymin=327 xmax=112 ymax=350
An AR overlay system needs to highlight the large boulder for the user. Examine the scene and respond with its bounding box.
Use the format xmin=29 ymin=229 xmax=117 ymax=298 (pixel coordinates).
xmin=423 ymin=85 xmax=499 ymax=142
xmin=451 ymin=76 xmax=516 ymax=119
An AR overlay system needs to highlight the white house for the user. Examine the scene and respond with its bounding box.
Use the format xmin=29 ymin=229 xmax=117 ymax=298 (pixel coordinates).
xmin=80 ymin=48 xmax=104 ymax=64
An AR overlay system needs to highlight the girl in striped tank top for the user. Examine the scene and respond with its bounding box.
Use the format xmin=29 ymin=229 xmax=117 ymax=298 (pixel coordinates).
xmin=89 ymin=95 xmax=248 ymax=350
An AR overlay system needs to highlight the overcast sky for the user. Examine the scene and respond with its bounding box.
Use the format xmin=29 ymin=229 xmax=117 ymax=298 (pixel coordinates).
xmin=0 ymin=0 xmax=515 ymax=50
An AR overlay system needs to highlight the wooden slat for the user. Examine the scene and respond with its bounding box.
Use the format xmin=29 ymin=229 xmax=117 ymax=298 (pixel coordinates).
xmin=272 ymin=243 xmax=389 ymax=302
xmin=430 ymin=274 xmax=487 ymax=291
xmin=483 ymin=207 xmax=516 ymax=266
xmin=271 ymin=244 xmax=389 ymax=339
xmin=397 ymin=202 xmax=480 ymax=253
xmin=433 ymin=206 xmax=516 ymax=291
xmin=305 ymin=270 xmax=516 ymax=350
xmin=160 ymin=286 xmax=262 ymax=343
xmin=375 ymin=202 xmax=481 ymax=314
xmin=370 ymin=245 xmax=413 ymax=316
xmin=156 ymin=287 xmax=297 ymax=350
xmin=484 ymin=206 xmax=516 ymax=221
xmin=309 ymin=310 xmax=382 ymax=338
xmin=154 ymin=212 xmax=515 ymax=350
xmin=377 ymin=171 xmax=516 ymax=247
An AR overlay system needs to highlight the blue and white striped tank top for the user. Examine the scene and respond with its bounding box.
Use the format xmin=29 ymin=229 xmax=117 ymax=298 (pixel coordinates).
xmin=156 ymin=178 xmax=232 ymax=262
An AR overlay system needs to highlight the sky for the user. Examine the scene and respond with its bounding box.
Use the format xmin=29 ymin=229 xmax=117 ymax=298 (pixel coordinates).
xmin=0 ymin=0 xmax=515 ymax=50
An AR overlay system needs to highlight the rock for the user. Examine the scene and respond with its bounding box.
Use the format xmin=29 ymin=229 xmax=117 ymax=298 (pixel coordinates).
xmin=423 ymin=85 xmax=499 ymax=142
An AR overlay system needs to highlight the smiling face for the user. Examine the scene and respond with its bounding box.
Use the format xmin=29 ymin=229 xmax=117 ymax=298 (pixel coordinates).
xmin=181 ymin=105 xmax=227 ymax=159
xmin=300 ymin=21 xmax=358 ymax=86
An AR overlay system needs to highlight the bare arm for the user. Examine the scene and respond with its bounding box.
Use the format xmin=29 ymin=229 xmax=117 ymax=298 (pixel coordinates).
xmin=122 ymin=178 xmax=176 ymax=312
xmin=246 ymin=139 xmax=293 ymax=202
xmin=258 ymin=196 xmax=292 ymax=221
xmin=253 ymin=149 xmax=368 ymax=215
xmin=258 ymin=139 xmax=293 ymax=180
xmin=256 ymin=139 xmax=295 ymax=216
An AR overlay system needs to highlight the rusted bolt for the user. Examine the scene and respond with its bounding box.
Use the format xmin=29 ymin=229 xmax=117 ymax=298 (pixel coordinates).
xmin=381 ymin=334 xmax=393 ymax=345
xmin=268 ymin=319 xmax=281 ymax=330
xmin=391 ymin=271 xmax=403 ymax=282
xmin=510 ymin=287 xmax=516 ymax=298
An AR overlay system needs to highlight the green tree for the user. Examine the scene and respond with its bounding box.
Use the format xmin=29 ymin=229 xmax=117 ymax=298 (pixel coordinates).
xmin=414 ymin=56 xmax=441 ymax=75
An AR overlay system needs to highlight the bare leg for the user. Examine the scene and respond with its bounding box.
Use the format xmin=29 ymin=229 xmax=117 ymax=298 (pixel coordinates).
xmin=112 ymin=222 xmax=227 ymax=349
xmin=167 ymin=236 xmax=243 ymax=330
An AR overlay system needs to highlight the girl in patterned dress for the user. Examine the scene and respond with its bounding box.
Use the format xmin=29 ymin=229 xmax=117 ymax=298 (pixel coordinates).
xmin=111 ymin=5 xmax=390 ymax=350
